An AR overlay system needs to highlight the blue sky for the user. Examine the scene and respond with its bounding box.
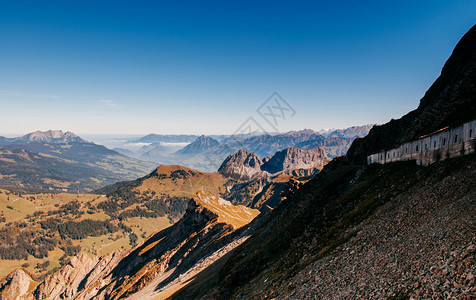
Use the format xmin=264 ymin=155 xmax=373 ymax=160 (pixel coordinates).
xmin=0 ymin=1 xmax=475 ymax=135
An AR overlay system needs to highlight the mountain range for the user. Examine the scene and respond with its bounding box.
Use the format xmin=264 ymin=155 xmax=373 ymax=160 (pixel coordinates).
xmin=0 ymin=22 xmax=474 ymax=300
xmin=0 ymin=130 xmax=86 ymax=145
xmin=218 ymin=147 xmax=328 ymax=180
xmin=0 ymin=130 xmax=156 ymax=193
xmin=133 ymin=125 xmax=372 ymax=172
xmin=1 ymin=24 xmax=473 ymax=300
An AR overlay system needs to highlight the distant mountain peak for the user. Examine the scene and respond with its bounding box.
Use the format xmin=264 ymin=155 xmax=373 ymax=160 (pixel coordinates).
xmin=326 ymin=124 xmax=374 ymax=139
xmin=281 ymin=129 xmax=320 ymax=138
xmin=19 ymin=130 xmax=87 ymax=144
xmin=176 ymin=135 xmax=219 ymax=155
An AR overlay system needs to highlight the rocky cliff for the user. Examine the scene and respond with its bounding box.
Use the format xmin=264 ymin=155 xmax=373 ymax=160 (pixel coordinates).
xmin=218 ymin=150 xmax=265 ymax=180
xmin=261 ymin=147 xmax=328 ymax=174
xmin=218 ymin=147 xmax=328 ymax=180
xmin=0 ymin=269 xmax=35 ymax=300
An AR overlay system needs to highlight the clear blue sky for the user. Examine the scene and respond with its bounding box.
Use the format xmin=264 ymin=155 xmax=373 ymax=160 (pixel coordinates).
xmin=0 ymin=0 xmax=474 ymax=135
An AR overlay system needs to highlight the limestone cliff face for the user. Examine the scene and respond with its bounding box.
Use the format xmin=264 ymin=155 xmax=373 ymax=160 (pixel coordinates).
xmin=219 ymin=147 xmax=328 ymax=180
xmin=218 ymin=150 xmax=265 ymax=180
xmin=0 ymin=269 xmax=34 ymax=300
xmin=34 ymin=251 xmax=126 ymax=300
xmin=261 ymin=147 xmax=329 ymax=174
xmin=219 ymin=147 xmax=328 ymax=209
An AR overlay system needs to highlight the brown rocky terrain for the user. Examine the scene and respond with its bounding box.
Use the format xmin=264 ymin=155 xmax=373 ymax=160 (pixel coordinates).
xmin=285 ymin=155 xmax=476 ymax=299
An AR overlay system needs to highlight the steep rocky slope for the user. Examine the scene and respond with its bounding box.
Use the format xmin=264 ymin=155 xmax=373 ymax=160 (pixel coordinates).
xmin=284 ymin=155 xmax=476 ymax=299
xmin=34 ymin=251 xmax=126 ymax=299
xmin=0 ymin=268 xmax=35 ymax=299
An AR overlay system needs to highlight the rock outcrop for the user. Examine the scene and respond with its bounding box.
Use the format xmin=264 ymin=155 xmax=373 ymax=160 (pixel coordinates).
xmin=0 ymin=269 xmax=34 ymax=300
xmin=34 ymin=251 xmax=126 ymax=300
xmin=194 ymin=189 xmax=260 ymax=229
xmin=261 ymin=146 xmax=328 ymax=174
xmin=219 ymin=147 xmax=328 ymax=180
xmin=218 ymin=150 xmax=265 ymax=180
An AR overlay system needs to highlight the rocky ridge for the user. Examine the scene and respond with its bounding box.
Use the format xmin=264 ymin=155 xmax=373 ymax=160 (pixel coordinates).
xmin=218 ymin=147 xmax=329 ymax=180
xmin=262 ymin=147 xmax=328 ymax=175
